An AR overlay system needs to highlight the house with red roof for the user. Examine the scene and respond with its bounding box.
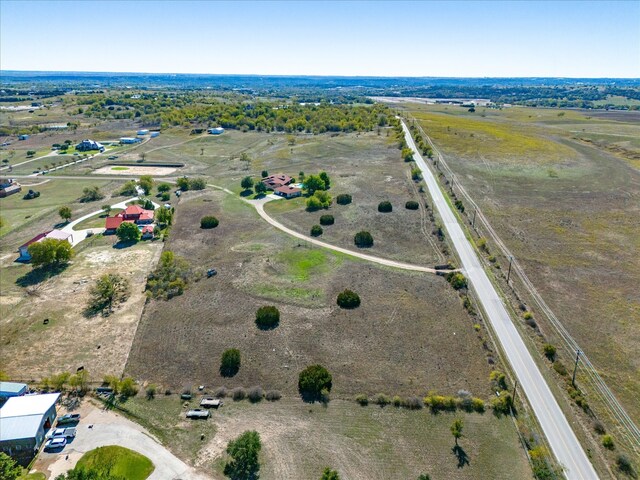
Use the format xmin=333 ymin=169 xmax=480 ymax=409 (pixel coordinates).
xmin=262 ymin=173 xmax=293 ymax=189
xmin=104 ymin=204 xmax=155 ymax=234
xmin=18 ymin=230 xmax=73 ymax=261
xmin=274 ymin=185 xmax=302 ymax=199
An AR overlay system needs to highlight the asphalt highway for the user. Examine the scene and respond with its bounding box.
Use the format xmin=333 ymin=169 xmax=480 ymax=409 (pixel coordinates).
xmin=402 ymin=120 xmax=598 ymax=479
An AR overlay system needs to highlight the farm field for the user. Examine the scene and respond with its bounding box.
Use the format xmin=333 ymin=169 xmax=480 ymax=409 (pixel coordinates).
xmin=120 ymin=396 xmax=533 ymax=480
xmin=126 ymin=189 xmax=495 ymax=400
xmin=404 ymin=103 xmax=640 ymax=424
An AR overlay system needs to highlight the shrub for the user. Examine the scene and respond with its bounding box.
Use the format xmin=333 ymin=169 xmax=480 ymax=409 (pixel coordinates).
xmin=601 ymin=434 xmax=615 ymax=450
xmin=265 ymin=390 xmax=281 ymax=401
xmin=411 ymin=168 xmax=421 ymax=180
xmin=455 ymin=200 xmax=465 ymax=213
xmin=221 ymin=348 xmax=241 ymax=377
xmin=374 ymin=393 xmax=391 ymax=406
xmin=543 ymin=344 xmax=557 ymax=361
xmin=593 ymin=420 xmax=606 ymax=435
xmin=392 ymin=395 xmax=402 ymax=407
xmin=490 ymin=370 xmax=508 ymax=391
xmin=616 ymin=455 xmax=635 ymax=476
xmin=306 ymin=190 xmax=332 ymax=210
xmin=214 ymin=387 xmax=228 ymax=398
xmin=336 ymin=289 xmax=360 ymax=309
xmin=491 ymin=393 xmax=513 ymax=415
xmin=248 ymin=386 xmax=264 ymax=403
xmin=553 ymin=361 xmax=568 ymax=376
xmin=298 ymin=365 xmax=332 ymax=400
xmin=354 ymin=230 xmax=373 ymax=248
xmin=523 ymin=311 xmax=533 ymax=320
xmin=160 ymin=192 xmax=170 ymax=201
xmin=146 ymin=251 xmax=192 ymax=300
xmin=378 ymin=201 xmax=392 ymax=213
xmin=355 ymin=394 xmax=369 ymax=406
xmin=319 ymin=214 xmax=334 ymax=225
xmin=200 ymin=216 xmax=219 ymax=229
xmin=446 ymin=272 xmax=468 ymax=290
xmin=146 ymin=384 xmax=156 ymax=400
xmin=255 ymin=305 xmax=280 ymax=329
xmin=232 ymin=387 xmax=246 ymax=401
xmin=336 ymin=194 xmax=352 ymax=205
xmin=157 ymin=183 xmax=171 ymax=193
xmin=405 ymin=396 xmax=424 ymax=410
xmin=190 ymin=178 xmax=206 ymax=190
xmin=424 ymin=395 xmax=457 ymax=412
xmin=405 ymin=200 xmax=419 ymax=210
xmin=79 ymin=186 xmax=104 ymax=203
xmin=310 ymin=225 xmax=323 ymax=237
xmin=119 ymin=377 xmax=138 ymax=398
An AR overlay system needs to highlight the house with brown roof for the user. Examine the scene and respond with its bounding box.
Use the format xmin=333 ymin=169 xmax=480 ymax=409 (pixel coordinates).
xmin=262 ymin=173 xmax=292 ymax=189
xmin=274 ymin=185 xmax=302 ymax=199
xmin=0 ymin=179 xmax=21 ymax=198
xmin=104 ymin=204 xmax=155 ymax=234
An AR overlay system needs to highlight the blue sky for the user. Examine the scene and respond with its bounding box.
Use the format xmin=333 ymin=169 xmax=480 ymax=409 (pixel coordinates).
xmin=1 ymin=1 xmax=639 ymax=77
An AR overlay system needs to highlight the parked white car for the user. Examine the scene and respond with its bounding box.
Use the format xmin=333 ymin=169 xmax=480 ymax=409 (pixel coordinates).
xmin=44 ymin=437 xmax=67 ymax=450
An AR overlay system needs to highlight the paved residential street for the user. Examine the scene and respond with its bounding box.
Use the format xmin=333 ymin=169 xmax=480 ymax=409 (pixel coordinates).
xmin=402 ymin=120 xmax=599 ymax=480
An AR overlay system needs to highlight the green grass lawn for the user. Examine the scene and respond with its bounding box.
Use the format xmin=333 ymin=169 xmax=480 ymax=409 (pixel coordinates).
xmin=75 ymin=445 xmax=154 ymax=479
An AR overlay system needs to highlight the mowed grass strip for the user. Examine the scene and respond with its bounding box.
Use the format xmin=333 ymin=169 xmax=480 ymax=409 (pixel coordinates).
xmin=75 ymin=445 xmax=154 ymax=479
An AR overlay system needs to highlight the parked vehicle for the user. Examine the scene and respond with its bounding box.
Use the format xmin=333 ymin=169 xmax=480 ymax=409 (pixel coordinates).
xmin=57 ymin=413 xmax=81 ymax=425
xmin=200 ymin=397 xmax=222 ymax=408
xmin=44 ymin=437 xmax=67 ymax=450
xmin=186 ymin=408 xmax=210 ymax=419
xmin=180 ymin=393 xmax=192 ymax=400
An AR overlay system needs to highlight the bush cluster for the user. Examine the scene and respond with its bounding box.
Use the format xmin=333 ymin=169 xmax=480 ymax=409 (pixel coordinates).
xmin=146 ymin=251 xmax=192 ymax=300
xmin=446 ymin=272 xmax=468 ymax=290
xmin=248 ymin=386 xmax=264 ymax=403
xmin=310 ymin=225 xmax=323 ymax=237
xmin=319 ymin=214 xmax=334 ymax=225
xmin=337 ymin=289 xmax=360 ymax=309
xmin=336 ymin=194 xmax=352 ymax=205
xmin=354 ymin=230 xmax=373 ymax=248
xmin=405 ymin=201 xmax=419 ymax=210
xmin=378 ymin=201 xmax=392 ymax=213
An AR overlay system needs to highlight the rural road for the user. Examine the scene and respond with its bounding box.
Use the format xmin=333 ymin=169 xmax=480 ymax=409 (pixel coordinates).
xmin=250 ymin=195 xmax=445 ymax=274
xmin=402 ymin=120 xmax=599 ymax=479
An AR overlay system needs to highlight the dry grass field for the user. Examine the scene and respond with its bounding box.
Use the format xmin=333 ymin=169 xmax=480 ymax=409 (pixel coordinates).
xmin=126 ymin=189 xmax=495 ymax=400
xmin=119 ymin=396 xmax=533 ymax=480
xmin=405 ymin=104 xmax=640 ymax=424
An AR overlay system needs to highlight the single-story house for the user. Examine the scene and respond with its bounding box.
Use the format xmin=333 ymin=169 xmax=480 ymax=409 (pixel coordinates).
xmin=262 ymin=173 xmax=293 ymax=189
xmin=105 ymin=205 xmax=155 ymax=234
xmin=76 ymin=139 xmax=105 ymax=152
xmin=0 ymin=382 xmax=28 ymax=399
xmin=208 ymin=127 xmax=224 ymax=135
xmin=120 ymin=137 xmax=141 ymax=144
xmin=18 ymin=230 xmax=73 ymax=261
xmin=141 ymin=225 xmax=154 ymax=239
xmin=274 ymin=185 xmax=302 ymax=199
xmin=0 ymin=393 xmax=60 ymax=466
xmin=0 ymin=178 xmax=21 ymax=198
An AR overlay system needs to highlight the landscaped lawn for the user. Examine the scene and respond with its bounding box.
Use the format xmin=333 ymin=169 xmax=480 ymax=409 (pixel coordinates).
xmin=75 ymin=445 xmax=154 ymax=480
xmin=73 ymin=208 xmax=123 ymax=230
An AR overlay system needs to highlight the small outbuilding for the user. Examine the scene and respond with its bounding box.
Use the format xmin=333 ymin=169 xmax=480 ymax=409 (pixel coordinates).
xmin=207 ymin=127 xmax=224 ymax=135
xmin=120 ymin=137 xmax=141 ymax=144
xmin=137 ymin=129 xmax=150 ymax=136
xmin=0 ymin=178 xmax=21 ymax=198
xmin=0 ymin=393 xmax=60 ymax=465
xmin=0 ymin=382 xmax=28 ymax=399
xmin=18 ymin=230 xmax=73 ymax=261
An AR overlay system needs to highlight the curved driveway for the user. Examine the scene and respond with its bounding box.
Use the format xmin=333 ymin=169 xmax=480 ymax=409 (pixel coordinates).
xmin=403 ymin=120 xmax=598 ymax=479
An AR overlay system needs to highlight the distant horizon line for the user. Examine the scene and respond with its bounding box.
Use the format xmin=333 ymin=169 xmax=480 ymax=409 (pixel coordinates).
xmin=1 ymin=69 xmax=638 ymax=81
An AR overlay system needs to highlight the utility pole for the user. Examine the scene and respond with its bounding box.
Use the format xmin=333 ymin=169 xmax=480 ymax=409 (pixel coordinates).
xmin=507 ymin=256 xmax=513 ymax=283
xmin=572 ymin=350 xmax=581 ymax=387
xmin=472 ymin=208 xmax=477 ymax=228
xmin=512 ymin=379 xmax=518 ymax=401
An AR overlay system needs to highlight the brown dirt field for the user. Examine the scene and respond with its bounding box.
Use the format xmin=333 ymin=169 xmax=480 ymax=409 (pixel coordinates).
xmin=126 ymin=189 xmax=496 ymax=400
xmin=0 ymin=238 xmax=163 ymax=380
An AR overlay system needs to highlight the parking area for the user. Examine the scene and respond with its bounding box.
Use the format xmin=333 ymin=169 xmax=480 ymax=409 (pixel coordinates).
xmin=34 ymin=401 xmax=209 ymax=480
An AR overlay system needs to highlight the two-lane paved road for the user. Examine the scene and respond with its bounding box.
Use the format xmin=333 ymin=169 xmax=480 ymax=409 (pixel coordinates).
xmin=402 ymin=120 xmax=598 ymax=479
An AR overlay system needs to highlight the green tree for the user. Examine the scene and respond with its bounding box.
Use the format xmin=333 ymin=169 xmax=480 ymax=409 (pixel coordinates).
xmin=402 ymin=147 xmax=414 ymax=162
xmin=79 ymin=186 xmax=104 ymax=203
xmin=116 ymin=222 xmax=141 ymax=243
xmin=69 ymin=369 xmax=89 ymax=394
xmin=451 ymin=418 xmax=464 ymax=445
xmin=543 ymin=344 xmax=557 ymax=361
xmin=89 ymin=273 xmax=129 ymax=314
xmin=51 ymin=371 xmax=71 ymax=391
xmin=102 ymin=204 xmax=112 ymax=216
xmin=310 ymin=224 xmax=323 ymax=237
xmin=119 ymin=180 xmax=138 ymax=196
xmin=337 ymin=289 xmax=360 ymax=309
xmin=319 ymin=171 xmax=331 ymax=189
xmin=221 ymin=348 xmax=241 ymax=377
xmin=298 ymin=364 xmax=332 ymax=400
xmin=254 ymin=182 xmax=267 ymax=195
xmin=255 ymin=306 xmax=280 ymax=329
xmin=336 ymin=194 xmax=352 ymax=205
xmin=189 ymin=177 xmax=206 ymax=190
xmin=28 ymin=238 xmax=73 ymax=268
xmin=224 ymin=430 xmax=261 ymax=480
xmin=446 ymin=272 xmax=468 ymax=290
xmin=261 ymin=170 xmax=269 ymax=178
xmin=0 ymin=452 xmax=21 ymax=480
xmin=354 ymin=231 xmax=374 ymax=248
xmin=119 ymin=377 xmax=138 ymax=398
xmin=176 ymin=177 xmax=190 ymax=191
xmin=306 ymin=190 xmax=332 ymax=211
xmin=320 ymin=468 xmax=340 ymax=480
xmin=240 ymin=176 xmax=254 ymax=191
xmin=201 ymin=216 xmax=219 ymax=229
xmin=157 ymin=183 xmax=171 ymax=193
xmin=155 ymin=206 xmax=173 ymax=226
xmin=59 ymin=205 xmax=72 ymax=222
xmin=138 ymin=175 xmax=154 ymax=195
xmin=378 ymin=201 xmax=392 ymax=213
xmin=304 ymin=174 xmax=326 ymax=194
xmin=417 ymin=475 xmax=431 ymax=480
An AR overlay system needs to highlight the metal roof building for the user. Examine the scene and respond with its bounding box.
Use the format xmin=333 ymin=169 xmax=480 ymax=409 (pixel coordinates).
xmin=0 ymin=393 xmax=60 ymax=465
xmin=0 ymin=381 xmax=27 ymax=398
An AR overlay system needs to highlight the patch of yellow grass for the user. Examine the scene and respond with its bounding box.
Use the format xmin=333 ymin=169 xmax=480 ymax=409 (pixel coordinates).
xmin=413 ymin=111 xmax=576 ymax=164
